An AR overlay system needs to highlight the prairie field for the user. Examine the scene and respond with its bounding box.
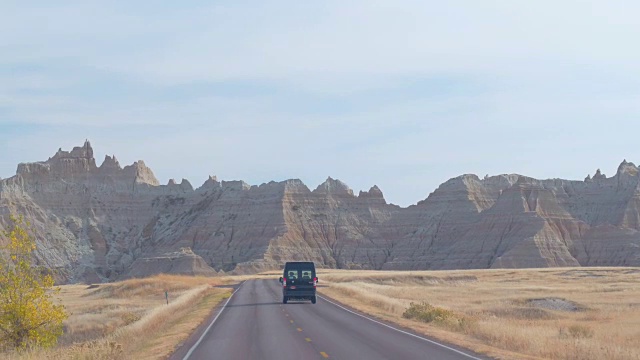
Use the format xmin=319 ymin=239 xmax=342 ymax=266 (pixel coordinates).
xmin=0 ymin=274 xmax=233 ymax=360
xmin=2 ymin=268 xmax=638 ymax=360
xmin=316 ymin=267 xmax=640 ymax=360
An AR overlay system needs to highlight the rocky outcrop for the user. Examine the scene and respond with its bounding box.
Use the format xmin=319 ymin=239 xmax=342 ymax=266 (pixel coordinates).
xmin=313 ymin=177 xmax=354 ymax=196
xmin=127 ymin=248 xmax=217 ymax=278
xmin=358 ymin=186 xmax=386 ymax=205
xmin=1 ymin=142 xmax=639 ymax=283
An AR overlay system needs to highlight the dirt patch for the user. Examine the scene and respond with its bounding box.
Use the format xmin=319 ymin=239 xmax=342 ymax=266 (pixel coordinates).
xmin=336 ymin=274 xmax=478 ymax=286
xmin=441 ymin=275 xmax=478 ymax=283
xmin=558 ymin=270 xmax=605 ymax=278
xmin=528 ymin=298 xmax=582 ymax=312
xmin=486 ymin=307 xmax=555 ymax=320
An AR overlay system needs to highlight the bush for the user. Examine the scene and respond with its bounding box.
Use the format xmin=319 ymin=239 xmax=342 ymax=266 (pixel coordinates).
xmin=402 ymin=302 xmax=475 ymax=333
xmin=121 ymin=312 xmax=142 ymax=326
xmin=403 ymin=302 xmax=456 ymax=323
xmin=559 ymin=324 xmax=594 ymax=339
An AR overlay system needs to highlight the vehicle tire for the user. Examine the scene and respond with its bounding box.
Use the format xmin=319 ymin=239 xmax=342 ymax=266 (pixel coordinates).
xmin=311 ymin=296 xmax=316 ymax=304
xmin=283 ymin=297 xmax=288 ymax=304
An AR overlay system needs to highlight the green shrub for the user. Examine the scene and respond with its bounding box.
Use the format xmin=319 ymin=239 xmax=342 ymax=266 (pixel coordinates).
xmin=402 ymin=302 xmax=475 ymax=332
xmin=403 ymin=302 xmax=455 ymax=323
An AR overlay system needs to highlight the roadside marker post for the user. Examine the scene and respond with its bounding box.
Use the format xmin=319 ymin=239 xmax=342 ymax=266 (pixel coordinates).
xmin=165 ymin=291 xmax=169 ymax=305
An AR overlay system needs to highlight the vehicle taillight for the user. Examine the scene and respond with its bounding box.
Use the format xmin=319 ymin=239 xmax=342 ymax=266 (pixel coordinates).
xmin=283 ymin=278 xmax=287 ymax=287
xmin=313 ymin=277 xmax=317 ymax=288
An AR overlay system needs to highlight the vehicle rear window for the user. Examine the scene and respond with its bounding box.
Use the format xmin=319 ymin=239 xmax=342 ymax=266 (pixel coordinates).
xmin=285 ymin=267 xmax=314 ymax=280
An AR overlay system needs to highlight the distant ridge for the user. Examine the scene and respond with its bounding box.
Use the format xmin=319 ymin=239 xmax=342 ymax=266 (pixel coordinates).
xmin=1 ymin=141 xmax=638 ymax=283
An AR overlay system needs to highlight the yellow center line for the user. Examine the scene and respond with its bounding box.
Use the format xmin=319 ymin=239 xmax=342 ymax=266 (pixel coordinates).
xmin=297 ymin=327 xmax=303 ymax=332
xmin=320 ymin=351 xmax=329 ymax=358
xmin=305 ymin=337 xmax=311 ymax=342
xmin=290 ymin=320 xmax=294 ymax=324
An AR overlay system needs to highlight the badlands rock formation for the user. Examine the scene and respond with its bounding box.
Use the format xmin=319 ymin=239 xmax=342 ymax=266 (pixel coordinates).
xmin=1 ymin=141 xmax=639 ymax=283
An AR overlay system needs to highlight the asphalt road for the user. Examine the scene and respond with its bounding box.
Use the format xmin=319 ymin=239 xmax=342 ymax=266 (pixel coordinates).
xmin=173 ymin=279 xmax=488 ymax=360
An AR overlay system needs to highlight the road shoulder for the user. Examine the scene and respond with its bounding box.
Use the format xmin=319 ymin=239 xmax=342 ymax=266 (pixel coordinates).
xmin=168 ymin=282 xmax=243 ymax=360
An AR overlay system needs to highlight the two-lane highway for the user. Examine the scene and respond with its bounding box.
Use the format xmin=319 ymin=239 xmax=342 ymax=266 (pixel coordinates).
xmin=172 ymin=280 xmax=488 ymax=360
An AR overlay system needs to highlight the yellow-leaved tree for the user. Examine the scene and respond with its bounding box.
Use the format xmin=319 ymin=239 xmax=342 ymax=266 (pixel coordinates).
xmin=0 ymin=216 xmax=67 ymax=350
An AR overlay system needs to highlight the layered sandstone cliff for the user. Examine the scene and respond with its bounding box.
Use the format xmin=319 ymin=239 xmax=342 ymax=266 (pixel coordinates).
xmin=1 ymin=142 xmax=638 ymax=282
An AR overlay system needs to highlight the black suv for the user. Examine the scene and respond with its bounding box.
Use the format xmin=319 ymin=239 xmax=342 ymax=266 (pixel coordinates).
xmin=279 ymin=261 xmax=317 ymax=304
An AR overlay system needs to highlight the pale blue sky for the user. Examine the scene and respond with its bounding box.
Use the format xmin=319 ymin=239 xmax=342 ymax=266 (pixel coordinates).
xmin=1 ymin=1 xmax=639 ymax=206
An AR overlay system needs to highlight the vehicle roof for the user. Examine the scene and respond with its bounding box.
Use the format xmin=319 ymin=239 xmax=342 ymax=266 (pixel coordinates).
xmin=284 ymin=261 xmax=315 ymax=266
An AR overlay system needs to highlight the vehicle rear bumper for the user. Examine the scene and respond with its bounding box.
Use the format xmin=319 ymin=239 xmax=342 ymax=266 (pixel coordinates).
xmin=283 ymin=290 xmax=316 ymax=298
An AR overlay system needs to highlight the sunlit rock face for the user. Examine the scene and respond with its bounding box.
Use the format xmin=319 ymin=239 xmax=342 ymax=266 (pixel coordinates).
xmin=1 ymin=142 xmax=639 ymax=283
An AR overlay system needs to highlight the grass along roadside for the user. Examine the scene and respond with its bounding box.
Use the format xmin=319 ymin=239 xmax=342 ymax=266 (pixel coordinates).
xmin=0 ymin=274 xmax=234 ymax=360
xmin=122 ymin=285 xmax=231 ymax=359
xmin=317 ymin=267 xmax=640 ymax=360
xmin=2 ymin=268 xmax=637 ymax=359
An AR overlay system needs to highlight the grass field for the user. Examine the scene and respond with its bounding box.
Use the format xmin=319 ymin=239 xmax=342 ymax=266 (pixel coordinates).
xmin=1 ymin=268 xmax=638 ymax=359
xmin=316 ymin=267 xmax=640 ymax=360
xmin=0 ymin=274 xmax=233 ymax=360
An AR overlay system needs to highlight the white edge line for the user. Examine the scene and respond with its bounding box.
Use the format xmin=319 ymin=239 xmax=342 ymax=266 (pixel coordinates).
xmin=183 ymin=281 xmax=246 ymax=360
xmin=317 ymin=295 xmax=484 ymax=360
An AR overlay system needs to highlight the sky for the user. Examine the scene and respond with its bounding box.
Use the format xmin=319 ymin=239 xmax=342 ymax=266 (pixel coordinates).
xmin=1 ymin=1 xmax=639 ymax=206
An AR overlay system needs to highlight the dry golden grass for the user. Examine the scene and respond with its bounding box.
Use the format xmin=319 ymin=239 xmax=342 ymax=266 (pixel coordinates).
xmin=3 ymin=268 xmax=638 ymax=359
xmin=0 ymin=274 xmax=235 ymax=360
xmin=317 ymin=267 xmax=640 ymax=360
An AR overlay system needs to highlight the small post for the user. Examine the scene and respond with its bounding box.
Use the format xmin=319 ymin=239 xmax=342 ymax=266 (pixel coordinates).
xmin=165 ymin=290 xmax=168 ymax=305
